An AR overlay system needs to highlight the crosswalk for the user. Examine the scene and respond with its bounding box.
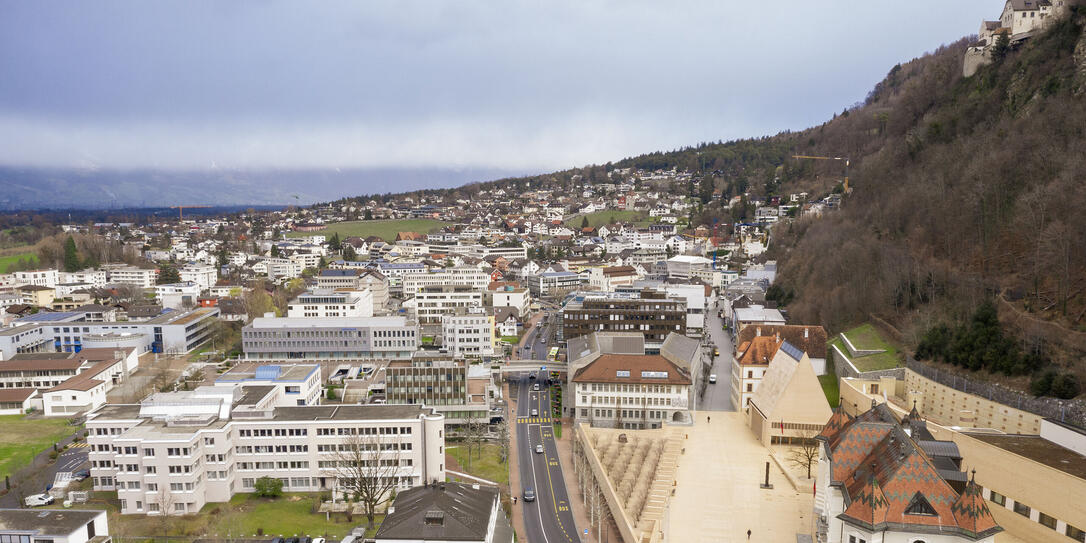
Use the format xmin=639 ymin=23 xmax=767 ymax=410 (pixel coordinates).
xmin=68 ymin=442 xmax=89 ymax=448
xmin=516 ymin=416 xmax=553 ymax=424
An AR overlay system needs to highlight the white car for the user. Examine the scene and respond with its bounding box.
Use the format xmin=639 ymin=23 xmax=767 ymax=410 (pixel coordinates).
xmin=535 ymin=444 xmax=544 ymax=454
xmin=708 ymin=374 xmax=717 ymax=384
xmin=24 ymin=493 xmax=54 ymax=507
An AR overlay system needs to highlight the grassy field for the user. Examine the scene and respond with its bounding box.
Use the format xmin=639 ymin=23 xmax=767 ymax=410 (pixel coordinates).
xmin=831 ymin=324 xmax=903 ymax=372
xmin=285 ymin=219 xmax=450 ymax=242
xmin=818 ymin=374 xmax=840 ymax=408
xmin=0 ymin=251 xmax=38 ymax=273
xmin=0 ymin=415 xmax=77 ymax=479
xmin=564 ymin=210 xmax=648 ymax=229
xmin=447 ymin=443 xmax=509 ymax=486
xmin=60 ymin=491 xmax=372 ymax=539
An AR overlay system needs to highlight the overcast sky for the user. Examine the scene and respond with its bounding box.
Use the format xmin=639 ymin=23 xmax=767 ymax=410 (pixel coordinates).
xmin=0 ymin=1 xmax=994 ymax=173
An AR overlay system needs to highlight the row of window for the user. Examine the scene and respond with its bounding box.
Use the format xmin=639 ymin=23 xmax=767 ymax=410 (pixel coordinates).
xmin=586 ymin=408 xmax=670 ymax=419
xmin=581 ymin=395 xmax=674 ymax=407
xmin=991 ymin=491 xmax=1084 ymax=541
xmin=237 ymin=461 xmax=310 ymax=470
xmin=235 ymin=445 xmax=309 ymax=454
xmin=581 ymin=383 xmax=679 ymax=394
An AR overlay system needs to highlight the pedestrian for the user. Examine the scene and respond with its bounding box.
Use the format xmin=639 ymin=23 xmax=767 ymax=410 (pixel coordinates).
xmin=513 ymin=496 xmax=518 ymax=505
xmin=707 ymin=416 xmax=711 ymax=424
xmin=747 ymin=529 xmax=752 ymax=540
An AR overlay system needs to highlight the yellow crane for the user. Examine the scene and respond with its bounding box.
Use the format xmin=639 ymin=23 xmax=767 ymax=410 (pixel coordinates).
xmin=170 ymin=205 xmax=211 ymax=220
xmin=792 ymin=155 xmax=851 ymax=192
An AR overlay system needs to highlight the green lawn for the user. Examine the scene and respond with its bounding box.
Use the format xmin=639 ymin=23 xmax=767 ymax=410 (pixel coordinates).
xmin=843 ymin=323 xmax=893 ymax=352
xmin=0 ymin=415 xmax=77 ymax=479
xmin=565 ymin=210 xmax=647 ymax=229
xmin=819 ymin=374 xmax=840 ymax=408
xmin=0 ymin=251 xmax=38 ymax=273
xmin=447 ymin=443 xmax=509 ymax=486
xmin=285 ymin=219 xmax=451 ymax=243
xmin=831 ymin=330 xmax=902 ymax=373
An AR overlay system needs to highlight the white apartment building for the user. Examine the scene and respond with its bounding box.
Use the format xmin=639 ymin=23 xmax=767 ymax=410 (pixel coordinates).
xmin=404 ymin=285 xmax=484 ymax=325
xmin=254 ymin=258 xmax=303 ymax=282
xmin=241 ymin=316 xmax=419 ymax=360
xmin=441 ymin=312 xmax=496 ymax=358
xmin=155 ymin=282 xmax=201 ymax=310
xmin=487 ymin=285 xmax=531 ymax=316
xmin=288 ymin=252 xmax=322 ymax=270
xmin=215 ymin=363 xmax=322 ymax=406
xmin=107 ymin=266 xmax=159 ymax=288
xmin=62 ymin=269 xmax=108 ymax=288
xmin=14 ymin=269 xmax=59 ymax=288
xmin=86 ymin=388 xmax=446 ymax=515
xmin=287 ymin=289 xmax=373 ymax=318
xmin=179 ymin=263 xmax=218 ymax=291
xmin=401 ymin=267 xmax=490 ymax=296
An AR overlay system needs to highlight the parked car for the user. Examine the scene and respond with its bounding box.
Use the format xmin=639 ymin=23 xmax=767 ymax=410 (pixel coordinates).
xmin=713 ymin=348 xmax=719 ymax=357
xmin=535 ymin=444 xmax=544 ymax=454
xmin=708 ymin=374 xmax=717 ymax=384
xmin=271 ymin=538 xmax=285 ymax=543
xmin=531 ymin=408 xmax=538 ymax=416
xmin=532 ymin=383 xmax=540 ymax=391
xmin=24 ymin=493 xmax=54 ymax=507
xmin=523 ymin=487 xmax=536 ymax=502
xmin=311 ymin=538 xmax=324 ymax=543
xmin=73 ymin=469 xmax=90 ymax=481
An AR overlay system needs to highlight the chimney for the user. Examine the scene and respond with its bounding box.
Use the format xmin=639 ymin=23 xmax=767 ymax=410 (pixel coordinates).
xmin=804 ymin=327 xmax=809 ymax=339
xmin=756 ymin=327 xmax=762 ymax=337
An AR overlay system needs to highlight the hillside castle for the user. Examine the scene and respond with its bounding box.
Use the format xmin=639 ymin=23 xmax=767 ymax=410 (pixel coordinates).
xmin=964 ymin=0 xmax=1082 ymax=76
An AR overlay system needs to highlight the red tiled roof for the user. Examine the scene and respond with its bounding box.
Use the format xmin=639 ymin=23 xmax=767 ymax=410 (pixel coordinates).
xmin=736 ymin=324 xmax=828 ymax=359
xmin=736 ymin=336 xmax=782 ymax=366
xmin=572 ymin=354 xmax=691 ymax=385
xmin=0 ymin=388 xmax=35 ymax=403
xmin=952 ymin=475 xmax=1001 ymax=537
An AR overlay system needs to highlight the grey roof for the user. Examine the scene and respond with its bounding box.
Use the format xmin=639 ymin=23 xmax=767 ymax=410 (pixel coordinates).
xmin=271 ymin=404 xmax=431 ymax=421
xmin=660 ymin=332 xmax=700 ymax=370
xmin=917 ymin=439 xmax=961 ymax=458
xmin=0 ymin=509 xmax=105 ymax=535
xmin=376 ymin=482 xmax=500 ymax=541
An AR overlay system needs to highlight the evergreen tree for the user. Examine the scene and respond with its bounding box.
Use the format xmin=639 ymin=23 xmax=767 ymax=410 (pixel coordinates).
xmin=63 ymin=236 xmax=81 ymax=272
xmin=581 ymin=216 xmax=590 ymax=229
xmin=157 ymin=264 xmax=181 ymax=285
xmin=991 ymin=33 xmax=1010 ymax=62
xmin=342 ymin=244 xmax=357 ymax=261
xmin=364 ymin=209 xmax=373 ymax=220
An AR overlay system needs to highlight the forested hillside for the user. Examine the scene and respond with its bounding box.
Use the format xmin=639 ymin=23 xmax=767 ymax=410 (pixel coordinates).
xmin=767 ymin=13 xmax=1086 ymax=379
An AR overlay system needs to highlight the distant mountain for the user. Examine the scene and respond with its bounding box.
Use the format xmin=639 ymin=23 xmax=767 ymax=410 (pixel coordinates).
xmin=0 ymin=166 xmax=528 ymax=210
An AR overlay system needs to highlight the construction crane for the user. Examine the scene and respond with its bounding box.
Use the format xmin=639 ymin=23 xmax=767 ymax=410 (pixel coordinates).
xmin=170 ymin=205 xmax=211 ymax=220
xmin=792 ymin=155 xmax=851 ymax=193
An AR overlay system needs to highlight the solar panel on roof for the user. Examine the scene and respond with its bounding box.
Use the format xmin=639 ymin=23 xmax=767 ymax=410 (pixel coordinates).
xmin=779 ymin=341 xmax=804 ymax=361
xmin=254 ymin=365 xmax=282 ymax=379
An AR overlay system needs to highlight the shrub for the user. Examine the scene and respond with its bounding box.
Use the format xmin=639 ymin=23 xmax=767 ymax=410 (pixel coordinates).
xmin=1051 ymin=373 xmax=1081 ymax=400
xmin=254 ymin=476 xmax=284 ymax=498
xmin=1030 ymin=371 xmax=1056 ymax=396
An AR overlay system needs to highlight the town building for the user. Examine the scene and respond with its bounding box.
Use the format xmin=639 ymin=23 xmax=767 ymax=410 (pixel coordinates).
xmin=571 ymin=351 xmax=692 ymax=429
xmin=404 ymin=285 xmax=484 ymax=325
xmin=526 ymin=271 xmax=582 ymax=298
xmin=155 ymin=282 xmax=201 ymax=310
xmin=814 ymin=403 xmax=1002 ymax=543
xmin=401 ymin=267 xmax=490 ymax=297
xmin=179 ymin=263 xmax=217 ymax=291
xmin=105 ymin=266 xmax=159 ymax=288
xmin=384 ymin=353 xmax=493 ymax=424
xmin=746 ymin=340 xmax=832 ymax=446
xmin=560 ymin=290 xmax=686 ymax=351
xmin=374 ymin=482 xmax=513 ymax=543
xmin=587 ymin=266 xmax=640 ymax=291
xmin=215 ymin=363 xmax=322 ymax=406
xmin=286 ymin=288 xmax=374 ymax=318
xmin=13 ymin=269 xmax=59 ymax=288
xmin=241 ymin=316 xmax=419 ymax=360
xmin=86 ymin=389 xmax=446 ymax=515
xmin=440 ymin=310 xmax=496 ymax=358
xmin=486 ymin=283 xmax=531 ymax=317
xmin=0 ymin=348 xmax=139 ymax=416
xmin=0 ymin=509 xmax=109 ymax=543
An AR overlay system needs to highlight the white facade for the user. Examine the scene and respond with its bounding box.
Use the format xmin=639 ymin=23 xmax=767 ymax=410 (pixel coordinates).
xmin=488 ymin=286 xmax=531 ymax=316
xmin=155 ymin=282 xmax=202 ymax=310
xmin=287 ymin=289 xmax=374 ymax=319
xmin=108 ymin=266 xmax=159 ymax=288
xmin=62 ymin=269 xmax=108 ymax=288
xmin=406 ymin=287 xmax=484 ymax=325
xmin=86 ymin=392 xmax=446 ymax=515
xmin=441 ymin=312 xmax=496 ymax=358
xmin=0 ymin=509 xmax=109 ymax=543
xmin=179 ymin=263 xmax=218 ymax=291
xmin=13 ymin=269 xmax=59 ymax=288
xmin=402 ymin=267 xmax=490 ymax=296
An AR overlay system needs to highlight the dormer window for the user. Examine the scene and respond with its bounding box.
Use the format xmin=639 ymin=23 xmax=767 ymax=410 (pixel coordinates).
xmin=424 ymin=511 xmax=444 ymax=526
xmin=904 ymin=492 xmax=937 ymax=516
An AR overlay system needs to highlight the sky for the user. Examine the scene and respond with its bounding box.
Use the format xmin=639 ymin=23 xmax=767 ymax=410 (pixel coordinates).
xmin=0 ymin=1 xmax=995 ymax=174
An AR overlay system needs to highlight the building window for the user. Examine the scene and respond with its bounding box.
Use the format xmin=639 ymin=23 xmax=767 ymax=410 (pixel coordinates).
xmin=1038 ymin=512 xmax=1057 ymax=530
xmin=989 ymin=490 xmax=1006 ymax=506
xmin=1066 ymin=524 xmax=1086 ymax=542
xmin=1013 ymin=501 xmax=1031 ymax=517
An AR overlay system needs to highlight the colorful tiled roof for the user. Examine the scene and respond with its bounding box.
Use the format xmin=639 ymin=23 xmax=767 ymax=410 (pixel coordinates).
xmin=821 ymin=406 xmax=1003 ymax=540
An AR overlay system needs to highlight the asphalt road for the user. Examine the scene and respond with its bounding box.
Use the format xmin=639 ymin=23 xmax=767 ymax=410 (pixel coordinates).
xmin=518 ymin=311 xmax=556 ymax=361
xmin=700 ymin=300 xmax=736 ymax=412
xmin=515 ymin=375 xmax=580 ymax=543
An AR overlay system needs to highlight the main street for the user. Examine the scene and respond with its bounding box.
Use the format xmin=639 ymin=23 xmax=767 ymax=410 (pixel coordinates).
xmin=519 ymin=310 xmax=557 ymax=361
xmin=515 ymin=375 xmax=580 ymax=543
xmin=701 ymin=299 xmax=736 ymax=412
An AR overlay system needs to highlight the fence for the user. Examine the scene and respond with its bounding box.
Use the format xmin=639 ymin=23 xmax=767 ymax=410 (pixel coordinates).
xmin=906 ymin=358 xmax=1086 ymax=429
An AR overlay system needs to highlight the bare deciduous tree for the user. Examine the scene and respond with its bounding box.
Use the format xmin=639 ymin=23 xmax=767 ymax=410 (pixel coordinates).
xmin=332 ymin=431 xmax=405 ymax=529
xmin=786 ymin=430 xmax=820 ymax=479
xmin=462 ymin=411 xmax=487 ymax=469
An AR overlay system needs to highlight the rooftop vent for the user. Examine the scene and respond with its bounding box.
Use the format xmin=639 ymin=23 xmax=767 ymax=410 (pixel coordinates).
xmin=424 ymin=511 xmax=444 ymax=526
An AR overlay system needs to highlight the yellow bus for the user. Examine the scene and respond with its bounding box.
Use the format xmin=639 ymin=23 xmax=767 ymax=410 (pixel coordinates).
xmin=547 ymin=346 xmax=559 ymax=363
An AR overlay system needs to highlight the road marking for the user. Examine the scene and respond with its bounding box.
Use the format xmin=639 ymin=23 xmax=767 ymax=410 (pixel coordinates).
xmin=68 ymin=442 xmax=88 ymax=448
xmin=537 ymin=425 xmax=574 ymax=542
